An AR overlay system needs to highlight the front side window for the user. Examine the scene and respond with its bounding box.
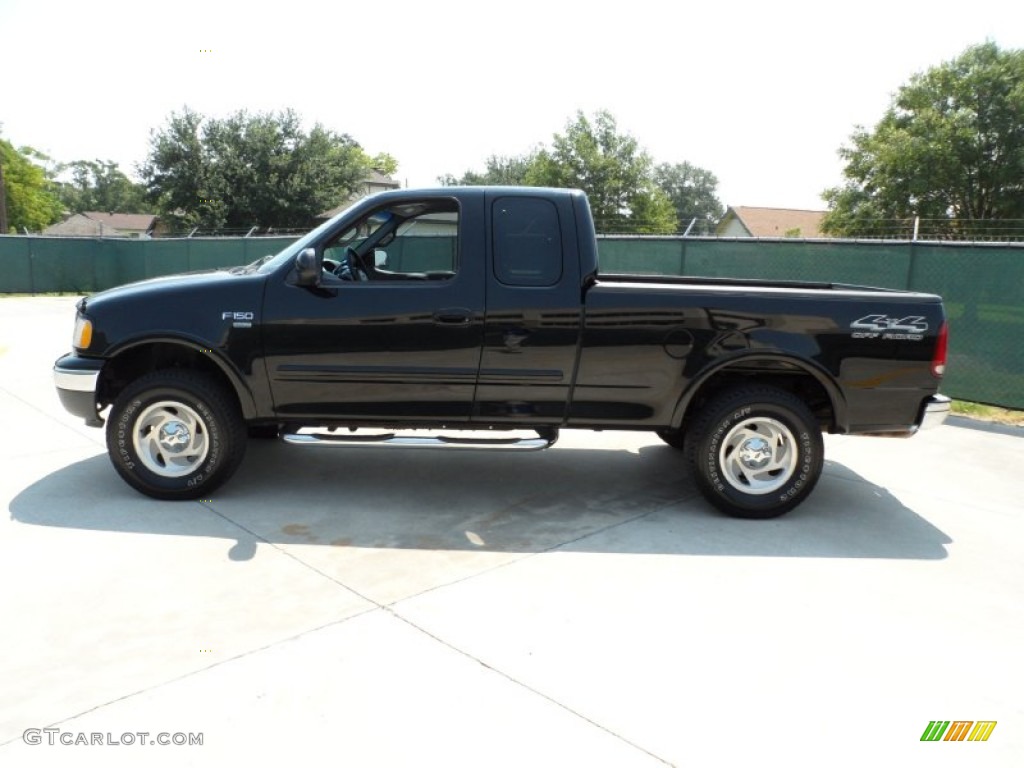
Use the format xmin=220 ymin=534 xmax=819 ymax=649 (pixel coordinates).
xmin=493 ymin=197 xmax=562 ymax=287
xmin=324 ymin=200 xmax=459 ymax=282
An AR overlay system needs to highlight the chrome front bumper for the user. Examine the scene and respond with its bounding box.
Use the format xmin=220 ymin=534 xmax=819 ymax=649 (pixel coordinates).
xmin=53 ymin=355 xmax=104 ymax=426
xmin=53 ymin=367 xmax=99 ymax=393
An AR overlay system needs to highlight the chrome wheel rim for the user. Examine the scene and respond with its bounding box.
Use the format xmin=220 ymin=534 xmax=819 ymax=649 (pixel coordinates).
xmin=132 ymin=400 xmax=209 ymax=478
xmin=719 ymin=416 xmax=798 ymax=495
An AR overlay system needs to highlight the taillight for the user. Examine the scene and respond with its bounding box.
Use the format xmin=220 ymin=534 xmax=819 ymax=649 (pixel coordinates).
xmin=931 ymin=321 xmax=948 ymax=378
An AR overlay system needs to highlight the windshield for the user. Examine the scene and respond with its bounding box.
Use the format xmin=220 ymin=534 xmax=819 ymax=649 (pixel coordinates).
xmin=253 ymin=214 xmax=344 ymax=274
xmin=331 ymin=211 xmax=394 ymax=250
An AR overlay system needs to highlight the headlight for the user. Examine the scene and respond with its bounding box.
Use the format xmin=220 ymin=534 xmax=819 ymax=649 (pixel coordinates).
xmin=73 ymin=316 xmax=93 ymax=350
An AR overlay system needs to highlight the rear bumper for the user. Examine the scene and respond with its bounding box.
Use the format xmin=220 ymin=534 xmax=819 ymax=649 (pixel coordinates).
xmin=53 ymin=354 xmax=104 ymax=426
xmin=850 ymin=392 xmax=951 ymax=437
xmin=918 ymin=393 xmax=951 ymax=431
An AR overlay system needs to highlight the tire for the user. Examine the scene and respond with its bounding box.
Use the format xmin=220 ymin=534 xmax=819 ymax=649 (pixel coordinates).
xmin=656 ymin=428 xmax=687 ymax=450
xmin=685 ymin=386 xmax=823 ymax=519
xmin=105 ymin=370 xmax=247 ymax=500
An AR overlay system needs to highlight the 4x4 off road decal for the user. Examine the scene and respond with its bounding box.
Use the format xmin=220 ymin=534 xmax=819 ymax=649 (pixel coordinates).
xmin=851 ymin=314 xmax=928 ymax=340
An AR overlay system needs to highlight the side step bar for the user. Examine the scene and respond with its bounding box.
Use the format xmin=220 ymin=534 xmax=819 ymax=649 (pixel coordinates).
xmin=281 ymin=428 xmax=558 ymax=452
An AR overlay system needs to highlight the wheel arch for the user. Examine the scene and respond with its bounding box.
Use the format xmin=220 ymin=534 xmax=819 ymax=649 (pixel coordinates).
xmin=671 ymin=353 xmax=846 ymax=434
xmin=97 ymin=338 xmax=256 ymax=420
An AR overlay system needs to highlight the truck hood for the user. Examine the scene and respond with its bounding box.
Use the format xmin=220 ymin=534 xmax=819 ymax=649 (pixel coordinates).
xmin=78 ymin=269 xmax=267 ymax=355
xmin=81 ymin=269 xmax=255 ymax=312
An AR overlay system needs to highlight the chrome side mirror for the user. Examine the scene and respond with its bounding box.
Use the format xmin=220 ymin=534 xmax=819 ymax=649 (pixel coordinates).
xmin=295 ymin=248 xmax=321 ymax=286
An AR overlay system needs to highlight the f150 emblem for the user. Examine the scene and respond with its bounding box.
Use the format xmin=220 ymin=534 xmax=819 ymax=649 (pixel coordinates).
xmin=222 ymin=311 xmax=254 ymax=328
xmin=851 ymin=314 xmax=928 ymax=340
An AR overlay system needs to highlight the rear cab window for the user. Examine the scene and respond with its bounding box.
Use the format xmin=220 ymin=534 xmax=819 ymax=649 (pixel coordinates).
xmin=492 ymin=197 xmax=563 ymax=287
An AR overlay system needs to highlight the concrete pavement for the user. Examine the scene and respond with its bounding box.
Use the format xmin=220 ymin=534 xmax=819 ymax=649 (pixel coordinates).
xmin=1 ymin=296 xmax=1021 ymax=767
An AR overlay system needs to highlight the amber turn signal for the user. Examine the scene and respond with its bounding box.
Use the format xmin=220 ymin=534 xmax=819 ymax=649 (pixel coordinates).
xmin=73 ymin=316 xmax=93 ymax=349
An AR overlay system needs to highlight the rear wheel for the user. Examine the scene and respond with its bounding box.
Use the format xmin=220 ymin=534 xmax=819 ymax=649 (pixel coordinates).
xmin=105 ymin=370 xmax=247 ymax=500
xmin=685 ymin=386 xmax=823 ymax=519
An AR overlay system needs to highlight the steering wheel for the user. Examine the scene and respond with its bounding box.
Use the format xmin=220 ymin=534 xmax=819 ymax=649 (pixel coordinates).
xmin=334 ymin=247 xmax=368 ymax=282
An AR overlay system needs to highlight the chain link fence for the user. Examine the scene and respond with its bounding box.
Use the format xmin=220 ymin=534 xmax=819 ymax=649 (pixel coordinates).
xmin=595 ymin=218 xmax=1024 ymax=241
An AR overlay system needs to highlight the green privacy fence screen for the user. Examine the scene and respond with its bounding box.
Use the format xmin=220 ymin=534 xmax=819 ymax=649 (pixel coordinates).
xmin=1 ymin=234 xmax=1021 ymax=409
xmin=598 ymin=237 xmax=1024 ymax=410
xmin=0 ymin=236 xmax=297 ymax=295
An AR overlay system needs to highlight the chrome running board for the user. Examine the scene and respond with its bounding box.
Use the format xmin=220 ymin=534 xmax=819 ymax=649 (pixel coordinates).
xmin=281 ymin=428 xmax=558 ymax=452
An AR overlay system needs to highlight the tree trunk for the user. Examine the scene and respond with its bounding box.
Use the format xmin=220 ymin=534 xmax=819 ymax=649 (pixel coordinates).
xmin=0 ymin=164 xmax=8 ymax=234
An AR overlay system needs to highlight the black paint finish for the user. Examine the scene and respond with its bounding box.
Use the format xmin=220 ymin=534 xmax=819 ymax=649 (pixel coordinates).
xmin=64 ymin=186 xmax=947 ymax=436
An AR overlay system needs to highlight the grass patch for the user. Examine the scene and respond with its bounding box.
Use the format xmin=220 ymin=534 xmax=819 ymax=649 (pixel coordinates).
xmin=952 ymin=400 xmax=1024 ymax=426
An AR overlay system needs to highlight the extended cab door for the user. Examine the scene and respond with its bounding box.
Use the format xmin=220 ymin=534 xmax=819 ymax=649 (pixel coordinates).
xmin=261 ymin=195 xmax=485 ymax=421
xmin=474 ymin=192 xmax=583 ymax=424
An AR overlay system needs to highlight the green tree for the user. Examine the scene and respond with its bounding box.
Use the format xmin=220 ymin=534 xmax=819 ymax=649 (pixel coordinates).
xmin=524 ymin=110 xmax=677 ymax=233
xmin=439 ymin=153 xmax=538 ymax=186
xmin=652 ymin=162 xmax=724 ymax=235
xmin=140 ymin=107 xmax=382 ymax=230
xmin=0 ymin=137 xmax=63 ymax=232
xmin=54 ymin=160 xmax=150 ymax=214
xmin=370 ymin=153 xmax=399 ymax=176
xmin=822 ymin=42 xmax=1024 ymax=238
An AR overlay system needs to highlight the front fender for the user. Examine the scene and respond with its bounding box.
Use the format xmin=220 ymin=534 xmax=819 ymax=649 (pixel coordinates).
xmin=104 ymin=335 xmax=259 ymax=420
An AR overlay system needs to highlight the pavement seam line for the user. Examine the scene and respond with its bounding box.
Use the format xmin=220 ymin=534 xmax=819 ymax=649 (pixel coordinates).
xmin=0 ymin=488 xmax=691 ymax=751
xmin=195 ymin=495 xmax=689 ymax=764
xmin=200 ymin=480 xmax=695 ymax=614
xmin=374 ymin=497 xmax=698 ymax=765
xmin=199 ymin=501 xmax=381 ymax=605
xmin=386 ymin=609 xmax=674 ymax=767
xmin=0 ymin=604 xmax=384 ymax=749
xmin=0 ymin=501 xmax=668 ymax=750
xmin=1 ymin=492 xmax=388 ymax=748
xmin=381 ymin=488 xmax=700 ymax=609
xmin=0 ymin=386 xmax=106 ymax=447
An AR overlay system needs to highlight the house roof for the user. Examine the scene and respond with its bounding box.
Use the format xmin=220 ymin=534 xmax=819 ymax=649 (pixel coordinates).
xmin=42 ymin=213 xmax=130 ymax=237
xmin=317 ymin=172 xmax=402 ymax=219
xmin=366 ymin=169 xmax=400 ymax=186
xmin=719 ymin=207 xmax=826 ymax=238
xmin=42 ymin=211 xmax=158 ymax=237
xmin=82 ymin=212 xmax=157 ymax=232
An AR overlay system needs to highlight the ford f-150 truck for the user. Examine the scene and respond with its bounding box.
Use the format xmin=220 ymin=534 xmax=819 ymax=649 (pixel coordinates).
xmin=53 ymin=187 xmax=950 ymax=518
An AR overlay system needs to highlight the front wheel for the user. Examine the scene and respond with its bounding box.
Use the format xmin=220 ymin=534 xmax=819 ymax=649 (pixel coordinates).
xmin=685 ymin=386 xmax=823 ymax=519
xmin=105 ymin=370 xmax=247 ymax=500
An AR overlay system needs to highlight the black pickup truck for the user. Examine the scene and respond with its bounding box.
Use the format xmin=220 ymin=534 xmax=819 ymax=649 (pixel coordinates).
xmin=53 ymin=187 xmax=949 ymax=518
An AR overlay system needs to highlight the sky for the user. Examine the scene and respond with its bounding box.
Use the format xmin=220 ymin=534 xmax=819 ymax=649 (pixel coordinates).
xmin=2 ymin=0 xmax=1022 ymax=212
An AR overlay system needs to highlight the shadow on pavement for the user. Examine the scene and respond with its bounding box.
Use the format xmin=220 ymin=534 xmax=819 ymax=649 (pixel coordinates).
xmin=9 ymin=440 xmax=951 ymax=561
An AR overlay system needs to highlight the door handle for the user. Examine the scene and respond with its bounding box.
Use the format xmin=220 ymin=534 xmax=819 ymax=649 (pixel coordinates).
xmin=432 ymin=308 xmax=472 ymax=325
